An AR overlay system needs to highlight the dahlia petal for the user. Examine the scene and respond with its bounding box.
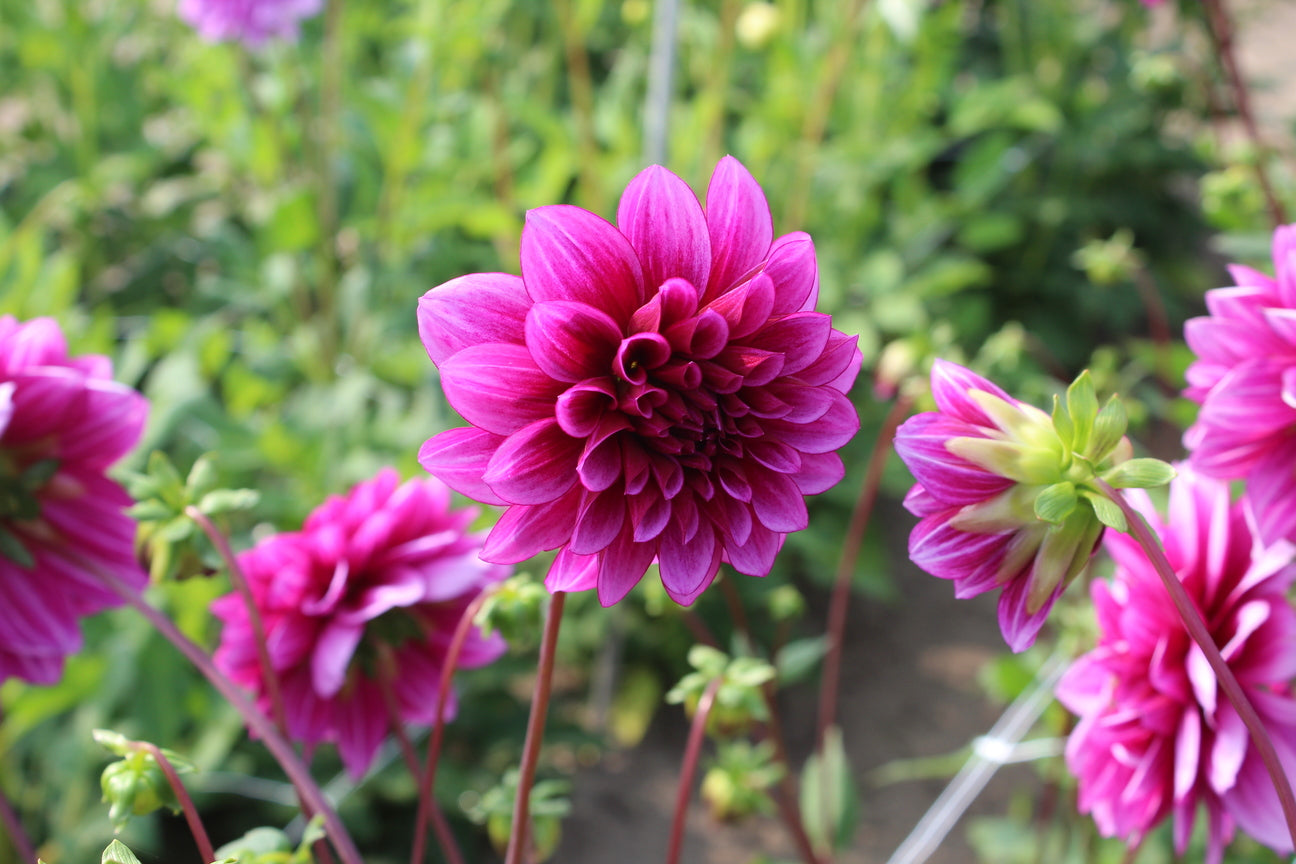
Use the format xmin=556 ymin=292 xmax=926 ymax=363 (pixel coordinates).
xmin=631 ymin=277 xmax=700 ymax=333
xmin=996 ymin=569 xmax=1059 ymax=653
xmin=629 ymin=490 xmax=672 ymax=542
xmin=1245 ymin=436 xmax=1296 ymax=544
xmin=614 ymin=333 xmax=673 ymax=384
xmin=418 ymin=273 xmax=531 ymax=366
xmin=747 ymin=464 xmax=808 ymax=532
xmin=1225 ymin=691 xmax=1296 ymax=855
xmin=555 ymin=378 xmax=617 ymax=438
xmin=893 ymin=414 xmax=1013 ymax=506
xmin=763 ymin=391 xmax=858 ymax=454
xmin=929 ymin=359 xmax=1016 ymax=428
xmin=596 ymin=527 xmax=657 ymax=606
xmin=312 ymin=623 xmax=364 ymax=698
xmin=617 ymin=164 xmax=712 ymax=292
xmin=706 ymin=272 xmax=775 ymax=340
xmin=763 ymin=232 xmax=818 ymax=314
xmin=481 ymin=487 xmax=582 ymax=564
xmin=525 ymin=301 xmax=623 ymax=384
xmin=546 ymin=547 xmax=600 ymax=593
xmin=521 ymin=205 xmax=645 ymax=324
xmin=796 ymin=330 xmax=861 ymax=391
xmin=658 ymin=522 xmax=721 ymax=605
xmin=571 ymin=487 xmax=628 ymax=554
xmin=335 ymin=681 xmax=389 ymax=779
xmin=907 ymin=515 xmax=1006 ymax=597
xmin=902 ymin=484 xmax=942 ymax=518
xmin=667 ymin=308 xmax=730 ymax=359
xmin=705 ymin=156 xmax=773 ymax=301
xmin=1209 ymin=701 xmax=1247 ymax=793
xmin=746 ymin=439 xmax=802 ymax=474
xmin=1173 ymin=708 xmax=1200 ymax=803
xmin=438 ymin=343 xmax=565 ymax=436
xmin=484 ymin=418 xmax=583 ymax=505
xmin=577 ymin=415 xmax=632 ymax=492
xmin=789 ymin=451 xmax=843 ymax=495
xmin=724 ymin=522 xmax=780 ymax=577
xmin=712 ymin=495 xmax=753 ymax=546
xmin=747 ymin=312 xmax=831 ymax=376
xmin=419 ymin=427 xmax=507 ymax=506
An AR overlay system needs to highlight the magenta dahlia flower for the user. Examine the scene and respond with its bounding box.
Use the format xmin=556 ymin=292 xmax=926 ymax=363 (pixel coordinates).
xmin=178 ymin=0 xmax=323 ymax=46
xmin=211 ymin=469 xmax=508 ymax=777
xmin=894 ymin=361 xmax=1144 ymax=652
xmin=1056 ymin=467 xmax=1296 ymax=863
xmin=1184 ymin=224 xmax=1296 ymax=545
xmin=0 ymin=316 xmax=148 ymax=685
xmin=417 ymin=157 xmax=860 ymax=606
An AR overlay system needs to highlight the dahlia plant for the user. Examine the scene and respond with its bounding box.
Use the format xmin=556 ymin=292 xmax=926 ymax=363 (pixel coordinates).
xmin=178 ymin=0 xmax=323 ymax=46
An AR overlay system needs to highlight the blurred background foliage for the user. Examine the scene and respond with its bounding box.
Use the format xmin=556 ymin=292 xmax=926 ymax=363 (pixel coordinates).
xmin=0 ymin=0 xmax=1289 ymax=860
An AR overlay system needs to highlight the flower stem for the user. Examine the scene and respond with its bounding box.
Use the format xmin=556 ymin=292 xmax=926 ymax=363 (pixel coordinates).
xmin=187 ymin=506 xmax=290 ymax=739
xmin=1096 ymin=480 xmax=1296 ymax=849
xmin=138 ymin=742 xmax=215 ymax=864
xmin=503 ymin=591 xmax=567 ymax=864
xmin=374 ymin=646 xmax=465 ymax=864
xmin=86 ymin=560 xmax=366 ymax=864
xmin=664 ymin=676 xmax=722 ymax=864
xmin=817 ymin=396 xmax=910 ymax=748
xmin=411 ymin=587 xmax=496 ymax=864
xmin=0 ymin=771 xmax=36 ymax=864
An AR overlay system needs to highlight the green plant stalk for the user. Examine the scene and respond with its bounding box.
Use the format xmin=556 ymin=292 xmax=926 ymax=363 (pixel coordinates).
xmin=0 ymin=769 xmax=36 ymax=864
xmin=373 ymin=646 xmax=465 ymax=864
xmin=187 ymin=506 xmax=290 ymax=740
xmin=664 ymin=676 xmax=722 ymax=864
xmin=411 ymin=586 xmax=497 ymax=864
xmin=83 ymin=556 xmax=366 ymax=864
xmin=504 ymin=591 xmax=567 ymax=864
xmin=1096 ymin=480 xmax=1296 ymax=850
xmin=139 ymin=742 xmax=216 ymax=864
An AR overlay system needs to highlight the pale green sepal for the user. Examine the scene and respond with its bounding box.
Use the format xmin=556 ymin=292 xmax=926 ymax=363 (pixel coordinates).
xmin=947 ymin=486 xmax=1038 ymax=532
xmin=1066 ymin=372 xmax=1098 ymax=453
xmin=1101 ymin=458 xmax=1177 ymax=490
xmin=1034 ymin=482 xmax=1078 ymax=524
xmin=1082 ymin=490 xmax=1127 ymax=532
xmin=947 ymin=437 xmax=1057 ymax=485
xmin=1029 ymin=513 xmax=1092 ymax=613
xmin=1088 ymin=395 xmax=1128 ymax=462
xmin=1052 ymin=394 xmax=1075 ymax=450
xmin=103 ymin=841 xmax=143 ymax=864
xmin=1066 ymin=515 xmax=1107 ymax=584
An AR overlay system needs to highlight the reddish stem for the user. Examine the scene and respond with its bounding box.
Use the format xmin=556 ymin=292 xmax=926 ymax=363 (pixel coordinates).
xmin=139 ymin=742 xmax=215 ymax=864
xmin=187 ymin=507 xmax=290 ymax=739
xmin=411 ymin=588 xmax=496 ymax=864
xmin=664 ymin=677 xmax=723 ymax=864
xmin=375 ymin=646 xmax=466 ymax=864
xmin=817 ymin=396 xmax=910 ymax=748
xmin=504 ymin=591 xmax=567 ymax=864
xmin=84 ymin=558 xmax=365 ymax=864
xmin=1097 ymin=480 xmax=1296 ymax=849
xmin=0 ymin=775 xmax=36 ymax=864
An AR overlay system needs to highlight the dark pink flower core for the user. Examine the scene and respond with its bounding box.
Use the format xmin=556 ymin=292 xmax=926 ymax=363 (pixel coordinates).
xmin=419 ymin=157 xmax=861 ymax=606
xmin=0 ymin=316 xmax=148 ymax=685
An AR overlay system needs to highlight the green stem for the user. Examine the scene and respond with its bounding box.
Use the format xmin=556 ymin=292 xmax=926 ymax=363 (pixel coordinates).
xmin=503 ymin=591 xmax=567 ymax=864
xmin=1096 ymin=480 xmax=1296 ymax=850
xmin=664 ymin=676 xmax=722 ymax=864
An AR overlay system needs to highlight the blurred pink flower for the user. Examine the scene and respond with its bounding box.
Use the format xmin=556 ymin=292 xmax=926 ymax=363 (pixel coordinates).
xmin=178 ymin=0 xmax=323 ymax=46
xmin=418 ymin=156 xmax=860 ymax=606
xmin=212 ymin=469 xmax=507 ymax=778
xmin=1057 ymin=467 xmax=1296 ymax=864
xmin=894 ymin=360 xmax=1112 ymax=652
xmin=0 ymin=316 xmax=148 ymax=685
xmin=1184 ymin=224 xmax=1296 ymax=545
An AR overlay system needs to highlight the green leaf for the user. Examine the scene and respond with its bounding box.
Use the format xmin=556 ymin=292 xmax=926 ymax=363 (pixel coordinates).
xmin=686 ymin=644 xmax=729 ymax=676
xmin=776 ymin=636 xmax=830 ymax=686
xmin=1101 ymin=458 xmax=1176 ymax=490
xmin=800 ymin=725 xmax=859 ymax=855
xmin=102 ymin=841 xmax=143 ymax=864
xmin=1082 ymin=491 xmax=1127 ymax=532
xmin=1033 ymin=482 xmax=1077 ymax=524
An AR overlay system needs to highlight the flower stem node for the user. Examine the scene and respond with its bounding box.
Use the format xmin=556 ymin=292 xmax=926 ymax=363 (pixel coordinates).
xmin=93 ymin=730 xmax=194 ymax=832
xmin=666 ymin=645 xmax=776 ymax=737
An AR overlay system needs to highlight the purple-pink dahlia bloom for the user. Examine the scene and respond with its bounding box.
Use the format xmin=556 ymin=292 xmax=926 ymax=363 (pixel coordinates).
xmin=894 ymin=360 xmax=1122 ymax=652
xmin=211 ymin=469 xmax=508 ymax=778
xmin=0 ymin=316 xmax=148 ymax=685
xmin=1184 ymin=224 xmax=1296 ymax=546
xmin=178 ymin=0 xmax=323 ymax=46
xmin=1057 ymin=467 xmax=1296 ymax=863
xmin=417 ymin=156 xmax=860 ymax=606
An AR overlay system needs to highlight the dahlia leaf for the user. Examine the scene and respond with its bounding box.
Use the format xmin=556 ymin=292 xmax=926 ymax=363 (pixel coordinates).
xmin=800 ymin=725 xmax=860 ymax=854
xmin=776 ymin=635 xmax=829 ymax=685
xmin=1065 ymin=371 xmax=1098 ymax=454
xmin=0 ymin=525 xmax=34 ymax=569
xmin=1082 ymin=490 xmax=1127 ymax=532
xmin=102 ymin=841 xmax=143 ymax=864
xmin=1101 ymin=458 xmax=1176 ymax=490
xmin=1033 ymin=482 xmax=1077 ymax=524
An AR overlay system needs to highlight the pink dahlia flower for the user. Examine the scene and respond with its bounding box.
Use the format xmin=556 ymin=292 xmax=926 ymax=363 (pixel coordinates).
xmin=0 ymin=316 xmax=148 ymax=685
xmin=178 ymin=0 xmax=323 ymax=46
xmin=1056 ymin=467 xmax=1296 ymax=863
xmin=1184 ymin=224 xmax=1296 ymax=545
xmin=894 ymin=360 xmax=1121 ymax=652
xmin=417 ymin=156 xmax=861 ymax=606
xmin=211 ymin=469 xmax=508 ymax=778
